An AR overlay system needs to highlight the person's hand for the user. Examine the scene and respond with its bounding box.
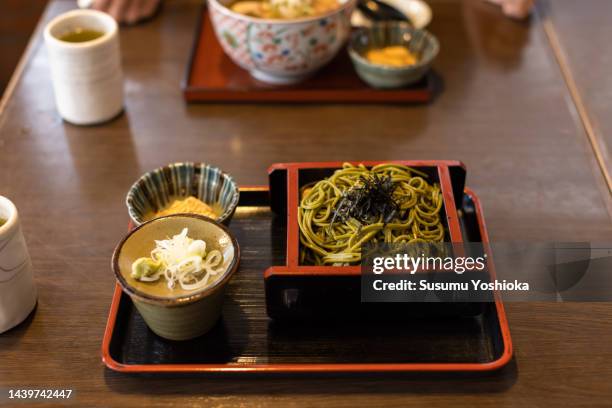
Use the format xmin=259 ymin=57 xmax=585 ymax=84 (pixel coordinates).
xmin=486 ymin=0 xmax=533 ymax=19
xmin=81 ymin=0 xmax=161 ymax=24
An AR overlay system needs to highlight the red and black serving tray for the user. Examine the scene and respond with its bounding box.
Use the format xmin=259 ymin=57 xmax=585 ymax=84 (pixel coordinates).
xmin=265 ymin=161 xmax=469 ymax=319
xmin=102 ymin=172 xmax=512 ymax=373
xmin=182 ymin=7 xmax=435 ymax=103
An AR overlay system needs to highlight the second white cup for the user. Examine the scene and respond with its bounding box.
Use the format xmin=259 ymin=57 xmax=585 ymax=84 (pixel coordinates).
xmin=44 ymin=9 xmax=123 ymax=125
xmin=0 ymin=196 xmax=37 ymax=334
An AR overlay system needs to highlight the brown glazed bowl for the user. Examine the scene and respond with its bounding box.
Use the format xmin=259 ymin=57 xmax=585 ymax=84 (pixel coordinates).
xmin=112 ymin=213 xmax=240 ymax=341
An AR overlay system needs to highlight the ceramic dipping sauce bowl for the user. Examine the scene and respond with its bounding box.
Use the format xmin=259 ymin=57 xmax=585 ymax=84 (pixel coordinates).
xmin=348 ymin=21 xmax=439 ymax=88
xmin=112 ymin=214 xmax=240 ymax=341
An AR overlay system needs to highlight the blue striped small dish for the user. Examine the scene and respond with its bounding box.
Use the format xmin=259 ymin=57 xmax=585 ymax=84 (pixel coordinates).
xmin=126 ymin=162 xmax=240 ymax=226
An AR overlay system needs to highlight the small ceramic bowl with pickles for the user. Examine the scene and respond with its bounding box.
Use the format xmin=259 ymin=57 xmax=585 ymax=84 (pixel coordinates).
xmin=348 ymin=21 xmax=439 ymax=89
xmin=112 ymin=214 xmax=240 ymax=341
xmin=126 ymin=162 xmax=240 ymax=227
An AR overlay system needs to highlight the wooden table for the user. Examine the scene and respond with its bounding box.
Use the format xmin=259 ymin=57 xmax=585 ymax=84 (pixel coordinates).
xmin=543 ymin=0 xmax=612 ymax=192
xmin=1 ymin=0 xmax=611 ymax=406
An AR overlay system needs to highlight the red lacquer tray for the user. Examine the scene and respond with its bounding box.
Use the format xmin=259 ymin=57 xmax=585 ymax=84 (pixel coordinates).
xmin=102 ymin=184 xmax=512 ymax=374
xmin=182 ymin=7 xmax=435 ymax=103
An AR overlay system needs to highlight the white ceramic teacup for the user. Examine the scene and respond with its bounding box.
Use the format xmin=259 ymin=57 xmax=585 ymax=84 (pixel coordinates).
xmin=44 ymin=9 xmax=123 ymax=125
xmin=0 ymin=196 xmax=37 ymax=334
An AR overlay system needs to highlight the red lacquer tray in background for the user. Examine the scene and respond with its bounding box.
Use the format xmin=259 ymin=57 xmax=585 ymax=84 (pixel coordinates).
xmin=182 ymin=8 xmax=435 ymax=103
xmin=101 ymin=186 xmax=513 ymax=374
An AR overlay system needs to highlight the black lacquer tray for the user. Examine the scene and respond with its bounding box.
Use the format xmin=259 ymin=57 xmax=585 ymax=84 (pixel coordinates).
xmin=102 ymin=187 xmax=512 ymax=373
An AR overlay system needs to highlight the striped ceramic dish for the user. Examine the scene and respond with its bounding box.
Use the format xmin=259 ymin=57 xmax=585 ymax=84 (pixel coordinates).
xmin=126 ymin=163 xmax=240 ymax=226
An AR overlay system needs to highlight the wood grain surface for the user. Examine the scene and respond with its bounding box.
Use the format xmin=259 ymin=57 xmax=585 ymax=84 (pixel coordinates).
xmin=542 ymin=0 xmax=612 ymax=191
xmin=0 ymin=0 xmax=611 ymax=406
xmin=0 ymin=0 xmax=47 ymax=95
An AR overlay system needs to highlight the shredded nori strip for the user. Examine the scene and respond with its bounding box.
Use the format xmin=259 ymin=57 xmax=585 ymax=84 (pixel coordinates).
xmin=331 ymin=174 xmax=401 ymax=227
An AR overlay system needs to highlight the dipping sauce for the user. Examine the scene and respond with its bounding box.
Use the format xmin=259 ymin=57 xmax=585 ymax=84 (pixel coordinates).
xmin=230 ymin=0 xmax=340 ymax=19
xmin=0 ymin=218 xmax=6 ymax=227
xmin=130 ymin=228 xmax=224 ymax=295
xmin=365 ymin=46 xmax=418 ymax=67
xmin=59 ymin=28 xmax=104 ymax=43
xmin=154 ymin=197 xmax=220 ymax=220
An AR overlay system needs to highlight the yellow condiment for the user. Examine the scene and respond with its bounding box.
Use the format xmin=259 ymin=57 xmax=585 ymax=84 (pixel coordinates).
xmin=230 ymin=0 xmax=340 ymax=19
xmin=155 ymin=197 xmax=218 ymax=220
xmin=365 ymin=46 xmax=418 ymax=67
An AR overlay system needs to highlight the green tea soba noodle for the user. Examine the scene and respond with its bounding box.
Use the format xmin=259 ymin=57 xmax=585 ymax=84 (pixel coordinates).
xmin=298 ymin=163 xmax=445 ymax=265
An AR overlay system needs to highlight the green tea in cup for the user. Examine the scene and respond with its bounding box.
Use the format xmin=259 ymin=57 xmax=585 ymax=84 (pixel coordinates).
xmin=44 ymin=9 xmax=123 ymax=125
xmin=0 ymin=218 xmax=5 ymax=227
xmin=59 ymin=28 xmax=104 ymax=43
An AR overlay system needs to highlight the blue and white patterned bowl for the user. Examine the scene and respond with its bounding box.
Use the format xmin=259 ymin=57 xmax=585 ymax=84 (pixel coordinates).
xmin=126 ymin=163 xmax=240 ymax=227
